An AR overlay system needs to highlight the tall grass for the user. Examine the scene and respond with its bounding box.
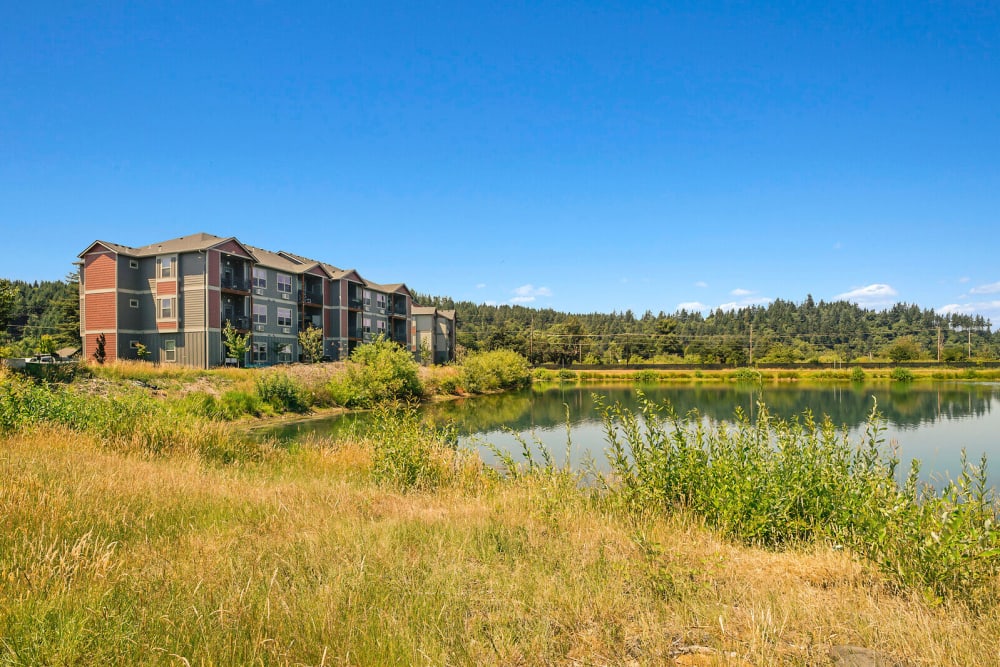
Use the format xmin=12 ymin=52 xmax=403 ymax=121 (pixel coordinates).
xmin=597 ymin=393 xmax=1000 ymax=605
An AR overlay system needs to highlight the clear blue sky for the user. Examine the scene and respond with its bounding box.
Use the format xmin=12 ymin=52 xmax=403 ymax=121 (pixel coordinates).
xmin=2 ymin=2 xmax=999 ymax=322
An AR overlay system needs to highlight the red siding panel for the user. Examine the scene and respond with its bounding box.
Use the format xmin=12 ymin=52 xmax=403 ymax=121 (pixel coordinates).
xmin=156 ymin=280 xmax=177 ymax=296
xmin=208 ymin=250 xmax=220 ymax=287
xmin=209 ymin=296 xmax=221 ymax=328
xmin=84 ymin=252 xmax=117 ymax=289
xmin=84 ymin=292 xmax=116 ymax=331
xmin=214 ymin=240 xmax=253 ymax=259
xmin=85 ymin=332 xmax=118 ymax=362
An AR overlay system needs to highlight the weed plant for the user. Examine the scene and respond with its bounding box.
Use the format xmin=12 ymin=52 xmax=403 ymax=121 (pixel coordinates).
xmin=361 ymin=404 xmax=474 ymax=490
xmin=597 ymin=392 xmax=1000 ymax=605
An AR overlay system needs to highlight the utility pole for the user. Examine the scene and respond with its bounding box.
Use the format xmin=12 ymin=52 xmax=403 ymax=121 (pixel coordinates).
xmin=529 ymin=315 xmax=533 ymax=362
xmin=937 ymin=326 xmax=942 ymax=363
xmin=749 ymin=322 xmax=753 ymax=365
xmin=969 ymin=329 xmax=973 ymax=360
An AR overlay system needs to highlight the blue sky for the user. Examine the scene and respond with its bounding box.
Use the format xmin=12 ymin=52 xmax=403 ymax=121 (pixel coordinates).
xmin=2 ymin=2 xmax=999 ymax=321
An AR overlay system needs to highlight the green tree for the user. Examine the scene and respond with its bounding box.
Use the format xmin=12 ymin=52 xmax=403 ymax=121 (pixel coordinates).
xmin=135 ymin=342 xmax=151 ymax=360
xmin=93 ymin=333 xmax=106 ymax=364
xmin=222 ymin=320 xmax=251 ymax=366
xmin=0 ymin=279 xmax=17 ymax=337
xmin=54 ymin=271 xmax=81 ymax=348
xmin=298 ymin=325 xmax=323 ymax=363
xmin=37 ymin=335 xmax=57 ymax=355
xmin=884 ymin=336 xmax=923 ymax=363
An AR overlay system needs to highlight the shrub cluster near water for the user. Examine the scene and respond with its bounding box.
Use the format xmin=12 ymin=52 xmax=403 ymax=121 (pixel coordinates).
xmin=597 ymin=393 xmax=1000 ymax=606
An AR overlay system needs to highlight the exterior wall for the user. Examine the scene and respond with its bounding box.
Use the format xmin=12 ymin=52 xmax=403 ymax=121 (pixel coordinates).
xmin=81 ymin=248 xmax=119 ymax=361
xmin=180 ymin=252 xmax=207 ymax=329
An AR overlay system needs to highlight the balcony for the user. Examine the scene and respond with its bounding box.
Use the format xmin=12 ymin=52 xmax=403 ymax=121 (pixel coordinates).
xmin=224 ymin=315 xmax=250 ymax=332
xmin=347 ymin=297 xmax=363 ymax=310
xmin=348 ymin=325 xmax=363 ymax=339
xmin=221 ymin=275 xmax=251 ymax=293
xmin=301 ymin=289 xmax=323 ymax=307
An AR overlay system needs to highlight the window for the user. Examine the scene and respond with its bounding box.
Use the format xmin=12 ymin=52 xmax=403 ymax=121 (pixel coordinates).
xmin=130 ymin=340 xmax=140 ymax=349
xmin=129 ymin=299 xmax=139 ymax=309
xmin=158 ymin=297 xmax=174 ymax=319
xmin=363 ymin=289 xmax=372 ymax=306
xmin=363 ymin=317 xmax=372 ymax=333
xmin=252 ymin=267 xmax=267 ymax=288
xmin=163 ymin=340 xmax=176 ymax=362
xmin=252 ymin=342 xmax=267 ymax=363
xmin=129 ymin=259 xmax=139 ymax=269
xmin=376 ymin=319 xmax=386 ymax=333
xmin=277 ymin=344 xmax=292 ymax=363
xmin=277 ymin=274 xmax=292 ymax=294
xmin=277 ymin=307 xmax=292 ymax=327
xmin=158 ymin=256 xmax=175 ymax=279
xmin=253 ymin=304 xmax=267 ymax=325
xmin=376 ymin=293 xmax=387 ymax=309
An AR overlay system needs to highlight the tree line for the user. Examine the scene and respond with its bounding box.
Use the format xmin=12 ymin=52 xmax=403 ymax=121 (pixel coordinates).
xmin=413 ymin=293 xmax=998 ymax=365
xmin=3 ymin=274 xmax=997 ymax=365
xmin=0 ymin=275 xmax=80 ymax=358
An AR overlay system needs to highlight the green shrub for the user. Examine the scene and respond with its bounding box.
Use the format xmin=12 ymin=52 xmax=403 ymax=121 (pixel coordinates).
xmin=218 ymin=389 xmax=265 ymax=418
xmin=364 ymin=405 xmax=460 ymax=490
xmin=461 ymin=350 xmax=531 ymax=393
xmin=891 ymin=367 xmax=915 ymax=382
xmin=334 ymin=337 xmax=423 ymax=408
xmin=557 ymin=369 xmax=576 ymax=382
xmin=596 ymin=394 xmax=1000 ymax=605
xmin=256 ymin=373 xmax=310 ymax=413
xmin=730 ymin=368 xmax=762 ymax=383
xmin=633 ymin=369 xmax=658 ymax=384
xmin=850 ymin=366 xmax=866 ymax=383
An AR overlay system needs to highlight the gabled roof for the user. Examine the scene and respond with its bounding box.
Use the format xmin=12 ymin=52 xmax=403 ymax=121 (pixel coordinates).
xmin=366 ymin=281 xmax=415 ymax=298
xmin=412 ymin=306 xmax=455 ymax=320
xmin=245 ymin=245 xmax=310 ymax=273
xmin=79 ymin=233 xmax=255 ymax=259
xmin=78 ymin=240 xmax=140 ymax=258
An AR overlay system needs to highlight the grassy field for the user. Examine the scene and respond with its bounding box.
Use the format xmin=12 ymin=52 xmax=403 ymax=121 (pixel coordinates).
xmin=3 ymin=362 xmax=1000 ymax=665
xmin=4 ymin=426 xmax=1000 ymax=666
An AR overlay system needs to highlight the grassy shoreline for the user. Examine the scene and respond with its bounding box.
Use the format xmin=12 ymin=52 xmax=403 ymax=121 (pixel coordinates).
xmin=4 ymin=360 xmax=1000 ymax=664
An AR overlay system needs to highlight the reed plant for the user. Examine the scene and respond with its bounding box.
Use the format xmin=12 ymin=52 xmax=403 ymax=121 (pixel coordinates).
xmin=596 ymin=392 xmax=1000 ymax=605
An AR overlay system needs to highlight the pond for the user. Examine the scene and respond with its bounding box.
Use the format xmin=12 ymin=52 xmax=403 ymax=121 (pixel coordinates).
xmin=262 ymin=381 xmax=1000 ymax=490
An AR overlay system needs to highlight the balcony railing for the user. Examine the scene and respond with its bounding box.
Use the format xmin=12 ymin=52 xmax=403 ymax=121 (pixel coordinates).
xmin=348 ymin=297 xmax=363 ymax=309
xmin=302 ymin=290 xmax=323 ymax=305
xmin=224 ymin=316 xmax=250 ymax=330
xmin=348 ymin=325 xmax=363 ymax=339
xmin=221 ymin=276 xmax=251 ymax=292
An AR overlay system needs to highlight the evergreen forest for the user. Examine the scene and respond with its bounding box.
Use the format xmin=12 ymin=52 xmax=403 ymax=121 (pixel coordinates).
xmin=2 ymin=274 xmax=998 ymax=365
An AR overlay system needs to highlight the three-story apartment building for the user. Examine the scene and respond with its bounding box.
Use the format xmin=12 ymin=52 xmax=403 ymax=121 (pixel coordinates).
xmin=78 ymin=233 xmax=418 ymax=367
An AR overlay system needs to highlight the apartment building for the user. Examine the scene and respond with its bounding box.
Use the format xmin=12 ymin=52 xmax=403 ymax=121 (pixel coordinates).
xmin=78 ymin=233 xmax=415 ymax=367
xmin=411 ymin=306 xmax=457 ymax=365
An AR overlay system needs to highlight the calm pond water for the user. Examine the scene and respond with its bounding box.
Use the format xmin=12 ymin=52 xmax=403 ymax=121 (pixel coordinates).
xmin=263 ymin=381 xmax=1000 ymax=490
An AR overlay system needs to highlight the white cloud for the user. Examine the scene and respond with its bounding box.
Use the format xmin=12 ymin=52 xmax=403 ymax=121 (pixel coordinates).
xmin=959 ymin=277 xmax=971 ymax=284
xmin=969 ymin=281 xmax=1000 ymax=295
xmin=718 ymin=296 xmax=774 ymax=312
xmin=939 ymin=300 xmax=1000 ymax=317
xmin=730 ymin=288 xmax=753 ymax=296
xmin=510 ymin=284 xmax=552 ymax=304
xmin=939 ymin=303 xmax=973 ymax=315
xmin=475 ymin=283 xmax=486 ymax=289
xmin=694 ymin=281 xmax=708 ymax=289
xmin=834 ymin=284 xmax=898 ymax=307
xmin=677 ymin=301 xmax=709 ymax=311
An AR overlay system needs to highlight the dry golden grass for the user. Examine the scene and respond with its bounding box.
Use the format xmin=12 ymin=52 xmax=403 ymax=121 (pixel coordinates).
xmin=3 ymin=428 xmax=1000 ymax=665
